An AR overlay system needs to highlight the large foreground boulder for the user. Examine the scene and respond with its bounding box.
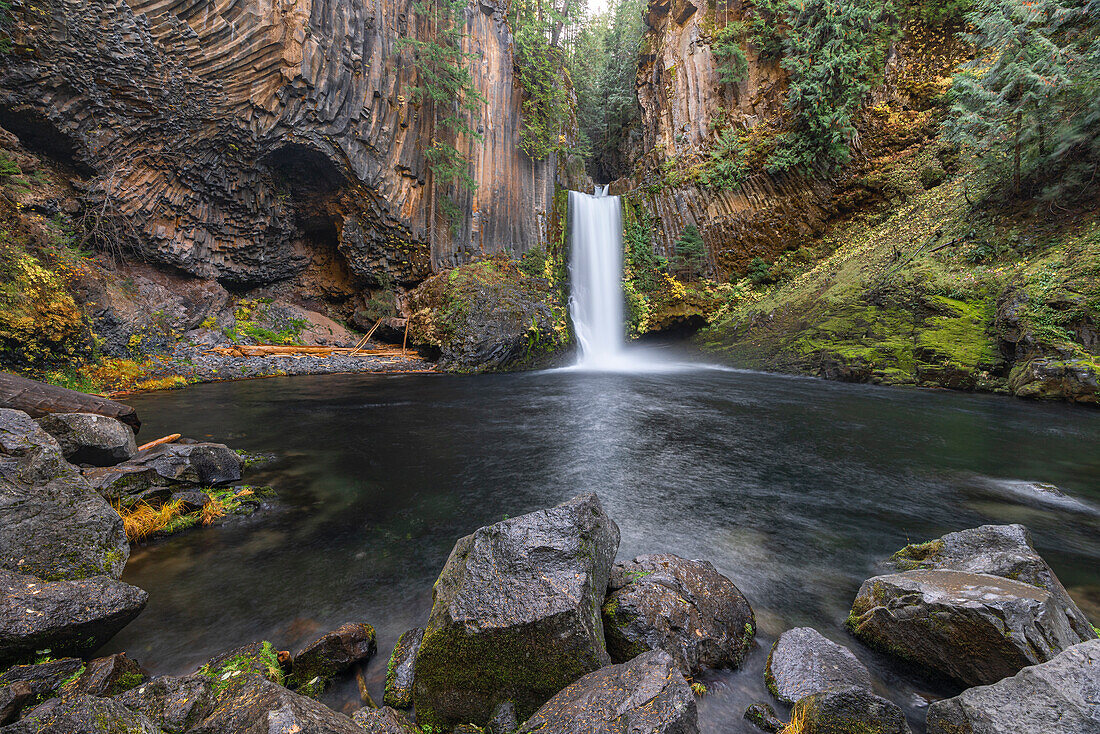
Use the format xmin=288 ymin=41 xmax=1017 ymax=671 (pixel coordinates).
xmin=847 ymin=569 xmax=1083 ymax=686
xmin=514 ymin=650 xmax=698 ymax=734
xmin=602 ymin=554 xmax=756 ymax=675
xmin=0 ymin=409 xmax=129 ymax=581
xmin=124 ymin=442 xmax=242 ymax=486
xmin=890 ymin=524 xmax=1096 ymax=642
xmin=116 ymin=675 xmax=216 ymax=734
xmin=0 ymin=569 xmax=147 ymax=668
xmin=413 ymin=493 xmax=620 ymax=729
xmin=765 ymin=627 xmax=872 ymax=705
xmin=925 ymin=638 xmax=1100 ymax=734
xmin=35 ymin=413 xmax=137 ymax=467
xmin=0 ymin=694 xmax=162 ymax=733
xmin=789 ymin=686 xmax=911 ymax=734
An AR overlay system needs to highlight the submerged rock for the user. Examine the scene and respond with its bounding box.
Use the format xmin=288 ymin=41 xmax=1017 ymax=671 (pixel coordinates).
xmin=889 ymin=524 xmax=1096 ymax=643
xmin=514 ymin=650 xmax=698 ymax=734
xmin=35 ymin=413 xmax=136 ymax=467
xmin=789 ymin=686 xmax=911 ymax=734
xmin=116 ymin=675 xmax=216 ymax=734
xmin=2 ymin=694 xmax=162 ymax=733
xmin=0 ymin=569 xmax=147 ymax=668
xmin=0 ymin=409 xmax=129 ymax=581
xmin=350 ymin=705 xmax=420 ymax=733
xmin=413 ymin=493 xmax=620 ymax=729
xmin=383 ymin=627 xmax=422 ymax=709
xmin=765 ymin=627 xmax=871 ymax=705
xmin=68 ymin=653 xmax=146 ymax=697
xmin=125 ymin=442 xmax=242 ymax=486
xmin=847 ymin=569 xmax=1083 ymax=686
xmin=291 ymin=622 xmax=376 ymax=693
xmin=602 ymin=554 xmax=756 ymax=675
xmin=925 ymin=638 xmax=1100 ymax=734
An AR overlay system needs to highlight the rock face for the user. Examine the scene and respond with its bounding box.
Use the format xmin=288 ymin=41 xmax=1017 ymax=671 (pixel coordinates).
xmin=291 ymin=622 xmax=376 ymax=691
xmin=413 ymin=493 xmax=621 ymax=729
xmin=514 ymin=650 xmax=698 ymax=734
xmin=34 ymin=413 xmax=136 ymax=467
xmin=350 ymin=705 xmax=420 ymax=734
xmin=125 ymin=443 xmax=242 ymax=486
xmin=890 ymin=524 xmax=1097 ymax=642
xmin=764 ymin=627 xmax=872 ymax=705
xmin=2 ymin=694 xmax=163 ymax=734
xmin=602 ymin=554 xmax=756 ymax=675
xmin=925 ymin=638 xmax=1100 ymax=734
xmin=789 ymin=686 xmax=911 ymax=734
xmin=0 ymin=0 xmax=555 ymax=293
xmin=116 ymin=675 xmax=217 ymax=734
xmin=384 ymin=627 xmax=423 ymax=709
xmin=847 ymin=569 xmax=1084 ymax=686
xmin=0 ymin=409 xmax=129 ymax=581
xmin=0 ymin=569 xmax=148 ymax=668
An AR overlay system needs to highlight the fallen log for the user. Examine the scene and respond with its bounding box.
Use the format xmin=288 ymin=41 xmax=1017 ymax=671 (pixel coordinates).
xmin=202 ymin=345 xmax=415 ymax=359
xmin=137 ymin=433 xmax=181 ymax=452
xmin=0 ymin=371 xmax=141 ymax=433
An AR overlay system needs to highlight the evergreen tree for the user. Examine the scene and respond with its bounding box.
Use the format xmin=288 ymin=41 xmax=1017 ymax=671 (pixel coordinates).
xmin=671 ymin=225 xmax=707 ymax=279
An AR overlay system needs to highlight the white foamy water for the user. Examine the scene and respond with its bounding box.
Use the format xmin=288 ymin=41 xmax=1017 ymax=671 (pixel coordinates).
xmin=568 ymin=187 xmax=626 ymax=369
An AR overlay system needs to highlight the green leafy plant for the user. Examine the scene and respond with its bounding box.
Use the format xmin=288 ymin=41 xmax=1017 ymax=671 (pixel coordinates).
xmin=671 ymin=225 xmax=707 ymax=279
xmin=712 ymin=21 xmax=749 ymax=84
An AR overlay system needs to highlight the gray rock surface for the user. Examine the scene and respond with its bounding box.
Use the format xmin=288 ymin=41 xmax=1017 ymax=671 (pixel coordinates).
xmin=603 ymin=554 xmax=756 ymax=675
xmin=890 ymin=524 xmax=1097 ymax=642
xmin=514 ymin=650 xmax=698 ymax=734
xmin=0 ymin=683 xmax=31 ymax=726
xmin=0 ymin=658 xmax=84 ymax=697
xmin=413 ymin=493 xmax=620 ymax=729
xmin=68 ymin=653 xmax=146 ymax=697
xmin=35 ymin=413 xmax=136 ymax=466
xmin=350 ymin=705 xmax=420 ymax=733
xmin=186 ymin=674 xmax=363 ymax=734
xmin=0 ymin=569 xmax=147 ymax=668
xmin=0 ymin=409 xmax=129 ymax=581
xmin=765 ymin=627 xmax=872 ymax=705
xmin=487 ymin=700 xmax=519 ymax=734
xmin=0 ymin=694 xmax=162 ymax=733
xmin=790 ymin=686 xmax=911 ymax=734
xmin=743 ymin=702 xmax=784 ymax=733
xmin=848 ymin=569 xmax=1084 ymax=686
xmin=291 ymin=622 xmax=376 ymax=691
xmin=925 ymin=638 xmax=1100 ymax=734
xmin=125 ymin=442 xmax=242 ymax=486
xmin=82 ymin=464 xmax=165 ymax=502
xmin=383 ymin=627 xmax=422 ymax=709
xmin=115 ymin=675 xmax=217 ymax=734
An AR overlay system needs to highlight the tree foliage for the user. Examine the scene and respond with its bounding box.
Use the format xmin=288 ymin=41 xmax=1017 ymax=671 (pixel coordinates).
xmin=671 ymin=225 xmax=707 ymax=279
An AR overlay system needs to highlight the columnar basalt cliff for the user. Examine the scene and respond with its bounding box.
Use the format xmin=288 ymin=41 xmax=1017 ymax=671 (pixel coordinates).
xmin=0 ymin=0 xmax=554 ymax=296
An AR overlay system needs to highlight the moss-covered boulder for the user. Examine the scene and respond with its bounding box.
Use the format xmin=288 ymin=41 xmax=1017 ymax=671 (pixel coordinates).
xmin=35 ymin=413 xmax=137 ymax=467
xmin=384 ymin=627 xmax=422 ymax=709
xmin=889 ymin=524 xmax=1096 ymax=643
xmin=290 ymin=622 xmax=376 ymax=695
xmin=350 ymin=705 xmax=420 ymax=733
xmin=0 ymin=658 xmax=84 ymax=723
xmin=847 ymin=569 xmax=1084 ymax=686
xmin=0 ymin=569 xmax=147 ymax=668
xmin=789 ymin=686 xmax=911 ymax=734
xmin=602 ymin=554 xmax=756 ymax=676
xmin=115 ymin=675 xmax=216 ymax=734
xmin=0 ymin=408 xmax=129 ymax=581
xmin=926 ymin=638 xmax=1100 ymax=734
xmin=514 ymin=650 xmax=698 ymax=734
xmin=406 ymin=256 xmax=568 ymax=372
xmin=67 ymin=653 xmax=146 ymax=697
xmin=1008 ymin=356 xmax=1099 ymax=404
xmin=764 ymin=627 xmax=871 ymax=706
xmin=413 ymin=493 xmax=620 ymax=729
xmin=3 ymin=694 xmax=163 ymax=734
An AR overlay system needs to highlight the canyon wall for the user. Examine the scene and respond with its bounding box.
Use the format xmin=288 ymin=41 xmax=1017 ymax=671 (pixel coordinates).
xmin=0 ymin=0 xmax=554 ymax=297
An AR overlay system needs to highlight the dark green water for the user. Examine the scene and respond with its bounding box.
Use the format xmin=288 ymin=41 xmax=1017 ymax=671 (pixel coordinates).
xmin=106 ymin=364 xmax=1100 ymax=732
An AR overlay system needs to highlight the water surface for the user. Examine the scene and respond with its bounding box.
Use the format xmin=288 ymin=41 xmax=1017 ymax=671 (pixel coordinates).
xmin=108 ymin=362 xmax=1100 ymax=732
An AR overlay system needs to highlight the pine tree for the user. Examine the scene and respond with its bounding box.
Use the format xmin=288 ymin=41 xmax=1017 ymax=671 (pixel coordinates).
xmin=671 ymin=225 xmax=707 ymax=279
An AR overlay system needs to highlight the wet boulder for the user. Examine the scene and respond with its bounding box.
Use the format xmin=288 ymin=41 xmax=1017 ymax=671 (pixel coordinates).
xmin=383 ymin=627 xmax=422 ymax=709
xmin=514 ymin=650 xmax=698 ymax=734
xmin=743 ymin=702 xmax=785 ymax=733
xmin=116 ymin=675 xmax=217 ymax=734
xmin=487 ymin=701 xmax=518 ymax=734
xmin=0 ymin=569 xmax=147 ymax=668
xmin=413 ymin=493 xmax=620 ymax=729
xmin=1 ymin=694 xmax=162 ymax=733
xmin=0 ymin=409 xmax=129 ymax=581
xmin=890 ymin=524 xmax=1096 ymax=642
xmin=847 ymin=569 xmax=1083 ymax=686
xmin=35 ymin=413 xmax=136 ymax=467
xmin=186 ymin=674 xmax=363 ymax=734
xmin=0 ymin=657 xmax=84 ymax=698
xmin=196 ymin=641 xmax=286 ymax=685
xmin=602 ymin=554 xmax=756 ymax=675
xmin=291 ymin=622 xmax=376 ymax=694
xmin=68 ymin=653 xmax=146 ymax=697
xmin=0 ymin=683 xmax=32 ymax=726
xmin=789 ymin=686 xmax=911 ymax=734
xmin=350 ymin=705 xmax=420 ymax=733
xmin=125 ymin=442 xmax=242 ymax=486
xmin=765 ymin=627 xmax=871 ymax=705
xmin=82 ymin=464 xmax=165 ymax=502
xmin=925 ymin=637 xmax=1100 ymax=734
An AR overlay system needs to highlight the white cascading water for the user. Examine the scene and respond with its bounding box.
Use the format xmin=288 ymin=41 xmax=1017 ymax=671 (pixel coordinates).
xmin=569 ymin=186 xmax=626 ymax=369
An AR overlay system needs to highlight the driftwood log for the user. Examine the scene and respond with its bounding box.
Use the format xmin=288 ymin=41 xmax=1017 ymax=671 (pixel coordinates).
xmin=0 ymin=372 xmax=141 ymax=433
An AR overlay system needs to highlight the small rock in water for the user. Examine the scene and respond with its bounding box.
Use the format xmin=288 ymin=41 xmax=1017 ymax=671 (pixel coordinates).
xmin=383 ymin=627 xmax=423 ymax=709
xmin=925 ymin=637 xmax=1100 ymax=734
xmin=765 ymin=627 xmax=871 ymax=705
xmin=291 ymin=622 xmax=376 ymax=694
xmin=602 ymin=554 xmax=756 ymax=676
xmin=35 ymin=412 xmax=137 ymax=466
xmin=126 ymin=442 xmax=242 ymax=485
xmin=743 ymin=702 xmax=785 ymax=733
xmin=790 ymin=686 xmax=911 ymax=734
xmin=514 ymin=650 xmax=698 ymax=734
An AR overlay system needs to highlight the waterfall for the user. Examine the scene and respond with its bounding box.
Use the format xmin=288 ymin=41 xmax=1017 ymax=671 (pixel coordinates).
xmin=569 ymin=186 xmax=626 ymax=369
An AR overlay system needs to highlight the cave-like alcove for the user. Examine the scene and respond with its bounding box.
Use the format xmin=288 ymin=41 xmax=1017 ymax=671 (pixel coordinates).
xmin=0 ymin=106 xmax=94 ymax=175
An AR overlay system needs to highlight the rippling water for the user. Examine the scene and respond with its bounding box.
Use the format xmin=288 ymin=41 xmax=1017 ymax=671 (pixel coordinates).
xmin=107 ymin=361 xmax=1100 ymax=732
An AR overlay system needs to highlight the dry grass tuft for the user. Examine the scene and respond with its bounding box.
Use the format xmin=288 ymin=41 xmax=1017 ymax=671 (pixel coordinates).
xmin=781 ymin=705 xmax=807 ymax=734
xmin=115 ymin=499 xmax=186 ymax=541
xmin=200 ymin=497 xmax=226 ymax=525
